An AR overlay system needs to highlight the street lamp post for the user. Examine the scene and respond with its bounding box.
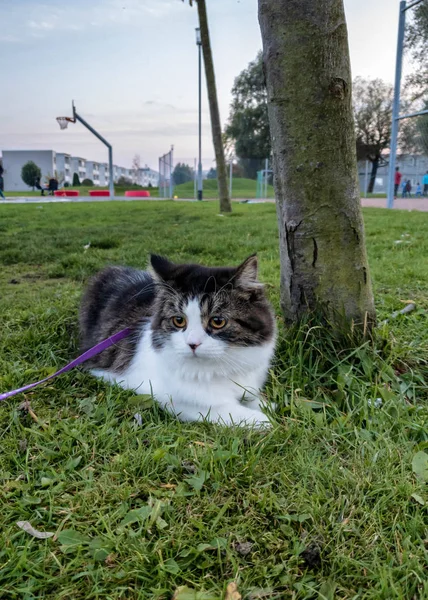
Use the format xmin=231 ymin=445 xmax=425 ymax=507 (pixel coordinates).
xmin=196 ymin=27 xmax=203 ymax=201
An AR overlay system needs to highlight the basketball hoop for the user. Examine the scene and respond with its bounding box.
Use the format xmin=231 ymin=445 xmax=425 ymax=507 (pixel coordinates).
xmin=56 ymin=116 xmax=75 ymax=130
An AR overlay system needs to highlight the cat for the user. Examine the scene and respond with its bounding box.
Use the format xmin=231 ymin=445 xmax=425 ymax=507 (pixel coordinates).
xmin=79 ymin=254 xmax=277 ymax=427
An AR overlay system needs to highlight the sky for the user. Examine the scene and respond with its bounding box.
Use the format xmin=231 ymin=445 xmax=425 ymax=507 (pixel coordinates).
xmin=0 ymin=0 xmax=400 ymax=171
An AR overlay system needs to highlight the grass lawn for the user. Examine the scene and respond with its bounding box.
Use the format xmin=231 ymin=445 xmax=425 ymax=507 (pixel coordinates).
xmin=172 ymin=178 xmax=275 ymax=199
xmin=0 ymin=201 xmax=427 ymax=599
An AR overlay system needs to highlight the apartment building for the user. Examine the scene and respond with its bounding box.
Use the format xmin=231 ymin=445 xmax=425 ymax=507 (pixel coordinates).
xmin=99 ymin=163 xmax=110 ymax=186
xmin=137 ymin=166 xmax=159 ymax=187
xmin=56 ymin=153 xmax=72 ymax=185
xmin=86 ymin=161 xmax=101 ymax=185
xmin=71 ymin=157 xmax=87 ymax=183
xmin=1 ymin=149 xmax=159 ymax=191
xmin=2 ymin=150 xmax=57 ymax=191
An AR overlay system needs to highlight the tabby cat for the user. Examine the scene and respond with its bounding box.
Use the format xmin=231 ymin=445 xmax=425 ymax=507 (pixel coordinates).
xmin=79 ymin=254 xmax=276 ymax=426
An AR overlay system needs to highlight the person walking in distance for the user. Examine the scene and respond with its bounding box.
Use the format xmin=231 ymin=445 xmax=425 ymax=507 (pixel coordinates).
xmin=405 ymin=179 xmax=412 ymax=198
xmin=394 ymin=166 xmax=402 ymax=198
xmin=35 ymin=176 xmax=45 ymax=196
xmin=423 ymin=171 xmax=428 ymax=197
xmin=0 ymin=169 xmax=5 ymax=200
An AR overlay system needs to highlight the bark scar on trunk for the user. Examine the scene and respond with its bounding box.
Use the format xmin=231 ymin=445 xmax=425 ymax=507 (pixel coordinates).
xmin=285 ymin=219 xmax=303 ymax=299
xmin=329 ymin=78 xmax=347 ymax=100
xmin=312 ymin=238 xmax=318 ymax=268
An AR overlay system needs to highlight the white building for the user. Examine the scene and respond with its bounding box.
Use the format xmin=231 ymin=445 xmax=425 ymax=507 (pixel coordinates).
xmin=1 ymin=148 xmax=159 ymax=191
xmin=99 ymin=163 xmax=110 ymax=186
xmin=56 ymin=153 xmax=72 ymax=185
xmin=86 ymin=161 xmax=101 ymax=186
xmin=113 ymin=165 xmax=130 ymax=182
xmin=2 ymin=150 xmax=57 ymax=191
xmin=137 ymin=166 xmax=159 ymax=187
xmin=71 ymin=156 xmax=87 ymax=183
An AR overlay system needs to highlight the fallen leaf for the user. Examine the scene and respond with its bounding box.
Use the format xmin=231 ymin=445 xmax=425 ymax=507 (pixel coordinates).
xmin=412 ymin=451 xmax=428 ymax=482
xmin=17 ymin=521 xmax=54 ymax=539
xmin=182 ymin=460 xmax=197 ymax=474
xmin=225 ymin=582 xmax=242 ymax=600
xmin=411 ymin=493 xmax=425 ymax=506
xmin=233 ymin=541 xmax=254 ymax=556
xmin=105 ymin=553 xmax=117 ymax=567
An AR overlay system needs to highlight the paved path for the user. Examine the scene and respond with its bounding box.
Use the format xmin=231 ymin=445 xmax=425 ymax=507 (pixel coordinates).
xmin=1 ymin=196 xmax=428 ymax=211
xmin=360 ymin=197 xmax=428 ymax=211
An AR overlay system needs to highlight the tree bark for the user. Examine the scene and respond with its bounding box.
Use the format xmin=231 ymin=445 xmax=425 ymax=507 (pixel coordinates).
xmin=197 ymin=0 xmax=232 ymax=213
xmin=258 ymin=0 xmax=375 ymax=331
xmin=368 ymin=157 xmax=379 ymax=193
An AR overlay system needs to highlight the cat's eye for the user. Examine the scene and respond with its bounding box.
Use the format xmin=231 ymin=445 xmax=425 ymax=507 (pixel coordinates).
xmin=209 ymin=316 xmax=227 ymax=329
xmin=172 ymin=316 xmax=186 ymax=329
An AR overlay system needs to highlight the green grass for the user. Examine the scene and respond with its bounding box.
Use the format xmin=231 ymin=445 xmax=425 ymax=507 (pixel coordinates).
xmin=0 ymin=201 xmax=427 ymax=599
xmin=173 ymin=177 xmax=275 ymax=199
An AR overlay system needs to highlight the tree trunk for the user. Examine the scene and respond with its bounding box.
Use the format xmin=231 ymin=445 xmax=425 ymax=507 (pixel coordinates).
xmin=258 ymin=0 xmax=375 ymax=331
xmin=197 ymin=0 xmax=232 ymax=213
xmin=368 ymin=157 xmax=379 ymax=193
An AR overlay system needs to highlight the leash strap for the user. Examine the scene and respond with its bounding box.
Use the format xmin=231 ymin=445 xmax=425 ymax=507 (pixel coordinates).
xmin=0 ymin=327 xmax=132 ymax=402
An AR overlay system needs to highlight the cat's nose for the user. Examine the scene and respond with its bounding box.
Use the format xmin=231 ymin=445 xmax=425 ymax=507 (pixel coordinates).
xmin=188 ymin=343 xmax=201 ymax=352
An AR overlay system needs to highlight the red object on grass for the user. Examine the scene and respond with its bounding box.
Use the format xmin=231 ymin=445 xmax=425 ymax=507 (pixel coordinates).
xmin=124 ymin=190 xmax=150 ymax=198
xmin=54 ymin=190 xmax=79 ymax=197
xmin=89 ymin=190 xmax=110 ymax=197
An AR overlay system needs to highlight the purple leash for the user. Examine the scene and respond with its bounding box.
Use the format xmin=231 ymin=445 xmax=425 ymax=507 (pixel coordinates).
xmin=0 ymin=327 xmax=132 ymax=403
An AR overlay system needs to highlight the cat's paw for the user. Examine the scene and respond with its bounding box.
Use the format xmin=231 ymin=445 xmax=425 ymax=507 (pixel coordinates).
xmin=215 ymin=407 xmax=272 ymax=428
xmin=244 ymin=397 xmax=277 ymax=414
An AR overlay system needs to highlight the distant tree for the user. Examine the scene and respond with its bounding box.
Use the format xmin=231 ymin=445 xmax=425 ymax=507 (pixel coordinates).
xmin=173 ymin=162 xmax=194 ymax=185
xmin=237 ymin=158 xmax=265 ymax=180
xmin=207 ymin=167 xmax=217 ymax=179
xmin=21 ymin=161 xmax=42 ymax=190
xmin=117 ymin=176 xmax=133 ymax=187
xmin=353 ymin=77 xmax=393 ymax=193
xmin=417 ymin=103 xmax=428 ymax=155
xmin=132 ymin=154 xmax=141 ymax=184
xmin=405 ymin=0 xmax=428 ymax=101
xmin=81 ymin=178 xmax=94 ymax=186
xmin=225 ymin=52 xmax=270 ymax=165
xmin=182 ymin=0 xmax=231 ymax=212
xmin=72 ymin=173 xmax=81 ymax=186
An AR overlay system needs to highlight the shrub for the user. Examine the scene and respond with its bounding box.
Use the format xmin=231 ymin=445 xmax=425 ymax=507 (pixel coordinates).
xmin=72 ymin=173 xmax=81 ymax=186
xmin=117 ymin=176 xmax=133 ymax=186
xmin=81 ymin=178 xmax=94 ymax=186
xmin=21 ymin=161 xmax=42 ymax=189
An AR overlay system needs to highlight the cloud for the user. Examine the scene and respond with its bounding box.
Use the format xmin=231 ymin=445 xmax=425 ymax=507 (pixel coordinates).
xmin=21 ymin=0 xmax=184 ymax=37
xmin=27 ymin=20 xmax=56 ymax=30
xmin=0 ymin=34 xmax=23 ymax=43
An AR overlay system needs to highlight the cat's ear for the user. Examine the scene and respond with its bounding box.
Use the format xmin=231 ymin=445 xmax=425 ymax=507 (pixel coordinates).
xmin=150 ymin=254 xmax=176 ymax=281
xmin=235 ymin=254 xmax=263 ymax=290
